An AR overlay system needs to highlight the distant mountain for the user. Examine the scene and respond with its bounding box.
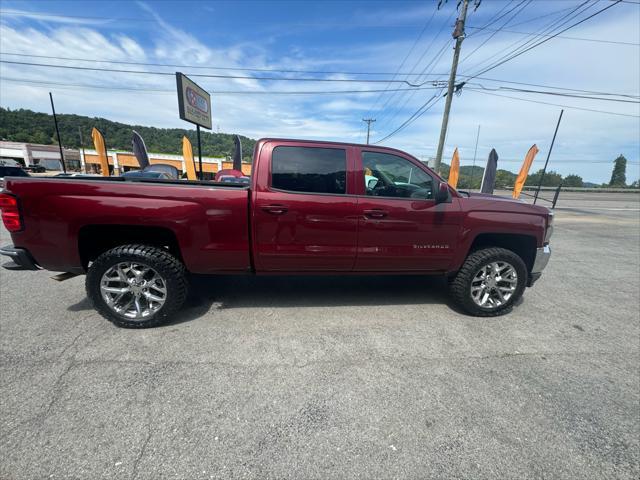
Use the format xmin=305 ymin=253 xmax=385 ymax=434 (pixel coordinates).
xmin=0 ymin=107 xmax=256 ymax=161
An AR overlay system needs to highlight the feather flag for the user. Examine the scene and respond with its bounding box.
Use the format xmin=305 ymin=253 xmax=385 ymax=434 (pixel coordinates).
xmin=232 ymin=134 xmax=242 ymax=172
xmin=91 ymin=128 xmax=110 ymax=177
xmin=512 ymin=144 xmax=539 ymax=199
xmin=480 ymin=148 xmax=498 ymax=194
xmin=132 ymin=130 xmax=150 ymax=169
xmin=182 ymin=136 xmax=197 ymax=181
xmin=448 ymin=147 xmax=460 ymax=189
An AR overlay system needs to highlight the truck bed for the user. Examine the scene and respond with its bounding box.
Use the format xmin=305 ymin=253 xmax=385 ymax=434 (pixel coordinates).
xmin=4 ymin=176 xmax=252 ymax=274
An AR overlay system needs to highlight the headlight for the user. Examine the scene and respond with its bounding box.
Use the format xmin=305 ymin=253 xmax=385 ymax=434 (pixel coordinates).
xmin=544 ymin=211 xmax=554 ymax=243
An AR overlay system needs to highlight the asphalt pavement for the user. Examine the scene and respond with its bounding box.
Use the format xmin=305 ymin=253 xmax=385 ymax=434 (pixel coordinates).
xmin=1 ymin=192 xmax=638 ymax=479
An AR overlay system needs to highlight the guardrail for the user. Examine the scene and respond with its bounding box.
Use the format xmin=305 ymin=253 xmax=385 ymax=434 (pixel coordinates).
xmin=516 ymin=184 xmax=563 ymax=209
xmin=512 ymin=186 xmax=640 ymax=194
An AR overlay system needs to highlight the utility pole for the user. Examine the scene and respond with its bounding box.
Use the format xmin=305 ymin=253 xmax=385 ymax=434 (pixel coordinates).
xmin=433 ymin=0 xmax=469 ymax=174
xmin=363 ymin=118 xmax=376 ymax=144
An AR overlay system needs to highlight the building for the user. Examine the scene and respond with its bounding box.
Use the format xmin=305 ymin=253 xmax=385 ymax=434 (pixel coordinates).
xmin=0 ymin=141 xmax=81 ymax=170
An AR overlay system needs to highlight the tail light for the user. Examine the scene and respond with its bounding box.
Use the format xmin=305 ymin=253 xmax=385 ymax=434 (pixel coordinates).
xmin=0 ymin=193 xmax=23 ymax=232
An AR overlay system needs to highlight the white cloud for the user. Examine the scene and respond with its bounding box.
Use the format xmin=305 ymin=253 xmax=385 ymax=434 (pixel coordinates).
xmin=0 ymin=8 xmax=114 ymax=26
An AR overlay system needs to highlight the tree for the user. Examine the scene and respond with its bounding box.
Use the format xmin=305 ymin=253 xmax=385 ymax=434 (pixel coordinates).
xmin=563 ymin=174 xmax=583 ymax=187
xmin=609 ymin=154 xmax=627 ymax=187
xmin=0 ymin=107 xmax=256 ymax=159
xmin=526 ymin=169 xmax=563 ymax=187
xmin=495 ymin=169 xmax=517 ymax=188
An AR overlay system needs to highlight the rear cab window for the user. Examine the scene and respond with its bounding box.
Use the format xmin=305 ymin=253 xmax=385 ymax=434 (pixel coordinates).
xmin=0 ymin=167 xmax=29 ymax=178
xmin=271 ymin=146 xmax=347 ymax=195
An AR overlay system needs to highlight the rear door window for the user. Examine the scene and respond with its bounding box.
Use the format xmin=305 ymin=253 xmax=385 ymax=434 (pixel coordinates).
xmin=271 ymin=146 xmax=347 ymax=195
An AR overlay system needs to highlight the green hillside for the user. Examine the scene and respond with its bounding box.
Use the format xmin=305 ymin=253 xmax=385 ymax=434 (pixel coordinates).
xmin=0 ymin=107 xmax=256 ymax=161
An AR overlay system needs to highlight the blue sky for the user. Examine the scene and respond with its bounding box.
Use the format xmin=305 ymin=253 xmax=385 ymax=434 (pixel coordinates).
xmin=0 ymin=0 xmax=639 ymax=183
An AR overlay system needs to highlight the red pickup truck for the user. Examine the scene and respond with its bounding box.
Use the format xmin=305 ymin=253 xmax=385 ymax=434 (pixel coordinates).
xmin=0 ymin=138 xmax=552 ymax=327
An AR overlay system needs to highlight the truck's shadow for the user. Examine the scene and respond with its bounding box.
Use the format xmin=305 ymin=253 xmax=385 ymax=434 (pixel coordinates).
xmin=171 ymin=274 xmax=455 ymax=324
xmin=67 ymin=274 xmax=461 ymax=325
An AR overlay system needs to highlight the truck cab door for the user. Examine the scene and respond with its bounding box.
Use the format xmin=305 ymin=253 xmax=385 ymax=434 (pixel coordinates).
xmin=252 ymin=142 xmax=359 ymax=272
xmin=354 ymin=149 xmax=462 ymax=272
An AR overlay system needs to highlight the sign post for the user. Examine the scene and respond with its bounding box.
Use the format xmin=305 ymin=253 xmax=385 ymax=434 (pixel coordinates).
xmin=534 ymin=110 xmax=564 ymax=204
xmin=49 ymin=92 xmax=67 ymax=174
xmin=176 ymin=72 xmax=212 ymax=180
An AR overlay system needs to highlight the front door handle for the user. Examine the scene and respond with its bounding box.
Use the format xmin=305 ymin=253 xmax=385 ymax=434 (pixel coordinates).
xmin=364 ymin=209 xmax=388 ymax=219
xmin=261 ymin=204 xmax=289 ymax=215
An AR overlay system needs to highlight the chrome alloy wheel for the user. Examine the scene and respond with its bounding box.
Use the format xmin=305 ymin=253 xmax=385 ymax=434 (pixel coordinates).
xmin=100 ymin=262 xmax=167 ymax=320
xmin=470 ymin=261 xmax=518 ymax=309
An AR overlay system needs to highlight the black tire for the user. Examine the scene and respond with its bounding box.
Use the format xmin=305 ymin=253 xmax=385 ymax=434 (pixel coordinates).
xmin=448 ymin=247 xmax=527 ymax=317
xmin=86 ymin=244 xmax=188 ymax=328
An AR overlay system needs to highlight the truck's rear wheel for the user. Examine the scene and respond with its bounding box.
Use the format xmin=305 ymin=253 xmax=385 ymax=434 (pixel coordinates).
xmin=86 ymin=244 xmax=188 ymax=328
xmin=449 ymin=247 xmax=527 ymax=317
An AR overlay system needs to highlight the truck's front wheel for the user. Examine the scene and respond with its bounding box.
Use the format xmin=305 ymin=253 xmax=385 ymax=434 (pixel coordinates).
xmin=449 ymin=247 xmax=527 ymax=317
xmin=86 ymin=244 xmax=188 ymax=328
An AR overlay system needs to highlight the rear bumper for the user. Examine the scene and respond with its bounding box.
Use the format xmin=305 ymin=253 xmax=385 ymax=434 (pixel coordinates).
xmin=528 ymin=244 xmax=551 ymax=287
xmin=0 ymin=245 xmax=39 ymax=271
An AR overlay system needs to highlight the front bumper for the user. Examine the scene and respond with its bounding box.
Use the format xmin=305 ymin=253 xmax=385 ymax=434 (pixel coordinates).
xmin=0 ymin=245 xmax=39 ymax=271
xmin=528 ymin=244 xmax=551 ymax=287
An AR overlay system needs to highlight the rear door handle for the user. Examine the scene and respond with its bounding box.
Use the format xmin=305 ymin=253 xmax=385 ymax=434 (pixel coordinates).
xmin=261 ymin=204 xmax=289 ymax=215
xmin=364 ymin=209 xmax=388 ymax=219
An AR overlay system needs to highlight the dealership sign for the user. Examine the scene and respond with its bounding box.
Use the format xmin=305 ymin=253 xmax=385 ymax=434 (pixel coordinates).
xmin=176 ymin=72 xmax=212 ymax=129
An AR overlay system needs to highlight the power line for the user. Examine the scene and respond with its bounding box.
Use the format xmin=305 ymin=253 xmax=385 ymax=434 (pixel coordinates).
xmin=497 ymin=4 xmax=578 ymax=29
xmin=466 ymin=88 xmax=640 ymax=118
xmin=467 ymin=1 xmax=624 ymax=80
xmin=6 ymin=72 xmax=636 ymax=104
xmin=466 ymin=26 xmax=640 ymax=46
xmin=462 ymin=0 xmax=594 ymax=77
xmin=464 ymin=0 xmax=517 ymax=35
xmin=371 ymin=8 xmax=457 ymax=130
xmin=362 ymin=4 xmax=439 ymax=121
xmin=0 ymin=59 xmax=441 ymax=86
xmin=3 ymin=51 xmax=636 ymax=98
xmin=0 ymin=51 xmax=448 ymax=76
xmin=461 ymin=0 xmax=533 ymax=64
xmin=463 ymin=76 xmax=640 ymax=99
xmin=374 ymin=91 xmax=445 ymax=144
xmin=0 ymin=76 xmax=444 ymax=95
xmin=470 ymin=85 xmax=640 ymax=103
xmin=374 ymin=41 xmax=451 ymax=133
xmin=371 ymin=6 xmax=459 ymax=143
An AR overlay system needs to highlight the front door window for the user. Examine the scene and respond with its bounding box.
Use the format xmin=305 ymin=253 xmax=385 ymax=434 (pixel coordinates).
xmin=363 ymin=151 xmax=434 ymax=200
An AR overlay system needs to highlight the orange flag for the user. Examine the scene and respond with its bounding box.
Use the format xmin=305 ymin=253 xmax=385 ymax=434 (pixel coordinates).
xmin=448 ymin=147 xmax=460 ymax=189
xmin=512 ymin=144 xmax=539 ymax=199
xmin=91 ymin=128 xmax=110 ymax=177
xmin=182 ymin=136 xmax=197 ymax=181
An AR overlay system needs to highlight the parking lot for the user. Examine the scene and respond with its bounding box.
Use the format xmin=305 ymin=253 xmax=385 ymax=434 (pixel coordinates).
xmin=1 ymin=192 xmax=638 ymax=479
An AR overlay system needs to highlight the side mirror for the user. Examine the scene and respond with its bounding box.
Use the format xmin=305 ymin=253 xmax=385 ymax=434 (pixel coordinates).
xmin=367 ymin=178 xmax=379 ymax=189
xmin=435 ymin=181 xmax=449 ymax=204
